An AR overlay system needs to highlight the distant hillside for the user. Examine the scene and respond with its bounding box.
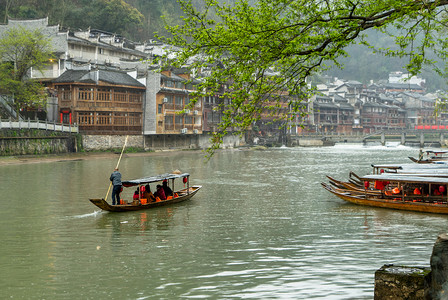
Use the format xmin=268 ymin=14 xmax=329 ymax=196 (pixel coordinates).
xmin=0 ymin=0 xmax=186 ymax=41
xmin=325 ymin=30 xmax=448 ymax=92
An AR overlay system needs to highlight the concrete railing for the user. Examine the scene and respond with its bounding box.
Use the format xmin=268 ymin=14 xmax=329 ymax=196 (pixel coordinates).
xmin=0 ymin=119 xmax=78 ymax=133
xmin=0 ymin=95 xmax=22 ymax=120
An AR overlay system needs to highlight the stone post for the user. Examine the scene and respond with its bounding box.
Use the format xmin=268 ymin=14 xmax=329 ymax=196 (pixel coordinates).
xmin=430 ymin=233 xmax=448 ymax=299
xmin=381 ymin=132 xmax=385 ymax=146
xmin=374 ymin=265 xmax=430 ymax=299
xmin=401 ymin=132 xmax=406 ymax=145
xmin=420 ymin=133 xmax=425 ymax=148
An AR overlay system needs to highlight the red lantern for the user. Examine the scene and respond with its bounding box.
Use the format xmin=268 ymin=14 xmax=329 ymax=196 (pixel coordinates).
xmin=440 ymin=185 xmax=446 ymax=193
xmin=140 ymin=186 xmax=145 ymax=192
xmin=183 ymin=177 xmax=188 ymax=186
xmin=380 ymin=169 xmax=384 ymax=174
xmin=364 ymin=181 xmax=369 ymax=189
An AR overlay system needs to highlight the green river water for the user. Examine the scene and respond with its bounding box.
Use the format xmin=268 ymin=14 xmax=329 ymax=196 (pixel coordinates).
xmin=1 ymin=144 xmax=447 ymax=299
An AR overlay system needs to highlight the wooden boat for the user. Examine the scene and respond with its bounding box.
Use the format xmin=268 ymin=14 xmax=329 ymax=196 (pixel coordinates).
xmin=370 ymin=163 xmax=448 ymax=178
xmin=409 ymin=156 xmax=433 ymax=164
xmin=90 ymin=172 xmax=202 ymax=212
xmin=322 ymin=173 xmax=448 ymax=214
xmin=409 ymin=150 xmax=448 ymax=164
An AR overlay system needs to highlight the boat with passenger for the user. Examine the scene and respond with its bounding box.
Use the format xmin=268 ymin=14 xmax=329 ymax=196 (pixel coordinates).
xmin=90 ymin=172 xmax=201 ymax=212
xmin=322 ymin=173 xmax=448 ymax=214
xmin=409 ymin=150 xmax=448 ymax=164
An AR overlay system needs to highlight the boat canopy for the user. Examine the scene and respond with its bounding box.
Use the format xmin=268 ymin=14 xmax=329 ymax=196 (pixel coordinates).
xmin=122 ymin=173 xmax=189 ymax=187
xmin=372 ymin=163 xmax=448 ymax=170
xmin=362 ymin=174 xmax=448 ymax=185
xmin=371 ymin=164 xmax=403 ymax=170
xmin=426 ymin=150 xmax=448 ymax=155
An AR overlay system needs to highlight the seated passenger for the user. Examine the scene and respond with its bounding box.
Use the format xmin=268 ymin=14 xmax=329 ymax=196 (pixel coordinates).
xmin=414 ymin=188 xmax=422 ymax=195
xmin=154 ymin=184 xmax=167 ymax=200
xmin=140 ymin=185 xmax=146 ymax=198
xmin=392 ymin=187 xmax=400 ymax=194
xmin=439 ymin=185 xmax=445 ymax=195
xmin=143 ymin=184 xmax=156 ymax=202
xmin=133 ymin=188 xmax=140 ymax=200
xmin=433 ymin=186 xmax=444 ymax=196
xmin=162 ymin=179 xmax=173 ymax=197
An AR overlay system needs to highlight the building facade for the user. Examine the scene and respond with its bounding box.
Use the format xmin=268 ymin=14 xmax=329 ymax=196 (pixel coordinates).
xmin=52 ymin=69 xmax=146 ymax=135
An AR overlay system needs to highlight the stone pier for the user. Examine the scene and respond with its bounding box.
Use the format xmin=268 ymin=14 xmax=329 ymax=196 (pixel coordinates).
xmin=375 ymin=234 xmax=448 ymax=299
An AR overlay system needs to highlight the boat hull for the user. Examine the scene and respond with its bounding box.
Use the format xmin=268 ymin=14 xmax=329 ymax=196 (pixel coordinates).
xmin=90 ymin=186 xmax=201 ymax=212
xmin=323 ymin=184 xmax=448 ymax=214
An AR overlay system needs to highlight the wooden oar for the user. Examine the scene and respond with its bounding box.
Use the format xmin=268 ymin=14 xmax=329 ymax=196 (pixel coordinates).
xmin=104 ymin=135 xmax=129 ymax=201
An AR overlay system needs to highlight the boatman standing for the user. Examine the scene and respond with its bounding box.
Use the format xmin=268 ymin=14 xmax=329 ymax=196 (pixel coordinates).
xmin=110 ymin=168 xmax=122 ymax=205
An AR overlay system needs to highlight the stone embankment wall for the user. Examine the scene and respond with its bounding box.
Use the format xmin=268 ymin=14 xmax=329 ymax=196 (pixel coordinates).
xmin=0 ymin=129 xmax=79 ymax=156
xmin=374 ymin=233 xmax=448 ymax=299
xmin=82 ymin=135 xmax=144 ymax=150
xmin=82 ymin=134 xmax=245 ymax=152
xmin=0 ymin=132 xmax=245 ymax=156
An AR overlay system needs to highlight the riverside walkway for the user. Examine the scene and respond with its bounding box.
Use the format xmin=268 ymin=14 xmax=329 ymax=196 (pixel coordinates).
xmin=0 ymin=119 xmax=78 ymax=134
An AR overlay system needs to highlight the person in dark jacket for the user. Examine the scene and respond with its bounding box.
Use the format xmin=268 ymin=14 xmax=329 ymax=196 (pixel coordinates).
xmin=154 ymin=184 xmax=166 ymax=200
xmin=162 ymin=179 xmax=173 ymax=197
xmin=109 ymin=168 xmax=122 ymax=205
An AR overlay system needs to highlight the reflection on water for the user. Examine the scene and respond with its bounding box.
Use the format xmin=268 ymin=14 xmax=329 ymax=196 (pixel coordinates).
xmin=1 ymin=145 xmax=448 ymax=299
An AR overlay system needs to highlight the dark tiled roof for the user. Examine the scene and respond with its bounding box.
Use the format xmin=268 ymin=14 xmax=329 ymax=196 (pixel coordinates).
xmin=315 ymin=102 xmax=338 ymax=109
xmin=384 ymin=83 xmax=423 ymax=90
xmin=53 ymin=69 xmax=145 ymax=88
xmin=161 ymin=73 xmax=184 ymax=82
xmin=316 ymin=95 xmax=332 ymax=101
xmin=363 ymin=101 xmax=389 ymax=108
xmin=338 ymin=103 xmax=354 ymax=110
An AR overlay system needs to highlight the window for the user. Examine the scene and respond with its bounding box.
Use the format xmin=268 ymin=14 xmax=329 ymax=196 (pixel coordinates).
xmin=78 ymin=88 xmax=93 ymax=100
xmin=129 ymin=93 xmax=142 ymax=103
xmin=165 ymin=80 xmax=174 ymax=88
xmin=158 ymin=104 xmax=163 ymax=114
xmin=78 ymin=112 xmax=94 ymax=125
xmin=97 ymin=88 xmax=111 ymax=101
xmin=96 ymin=112 xmax=111 ymax=125
xmin=175 ymin=95 xmax=183 ymax=106
xmin=175 ymin=115 xmax=183 ymax=124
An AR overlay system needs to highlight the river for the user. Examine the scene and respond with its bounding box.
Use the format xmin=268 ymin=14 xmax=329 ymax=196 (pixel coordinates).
xmin=2 ymin=144 xmax=447 ymax=299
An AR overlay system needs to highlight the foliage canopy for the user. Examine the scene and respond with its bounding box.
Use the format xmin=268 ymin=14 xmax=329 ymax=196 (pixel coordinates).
xmin=160 ymin=0 xmax=448 ymax=154
xmin=0 ymin=26 xmax=53 ymax=119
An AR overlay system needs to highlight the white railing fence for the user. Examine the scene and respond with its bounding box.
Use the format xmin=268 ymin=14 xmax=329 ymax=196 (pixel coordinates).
xmin=0 ymin=119 xmax=78 ymax=133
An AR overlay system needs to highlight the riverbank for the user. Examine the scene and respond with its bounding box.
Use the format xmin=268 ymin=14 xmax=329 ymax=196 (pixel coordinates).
xmin=0 ymin=149 xmax=207 ymax=166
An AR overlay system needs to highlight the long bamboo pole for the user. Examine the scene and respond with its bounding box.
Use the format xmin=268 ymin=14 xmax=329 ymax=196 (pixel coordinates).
xmin=105 ymin=135 xmax=129 ymax=201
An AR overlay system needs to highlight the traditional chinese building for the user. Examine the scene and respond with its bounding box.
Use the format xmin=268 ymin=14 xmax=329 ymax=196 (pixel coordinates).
xmin=144 ymin=68 xmax=203 ymax=135
xmin=52 ymin=68 xmax=146 ymax=134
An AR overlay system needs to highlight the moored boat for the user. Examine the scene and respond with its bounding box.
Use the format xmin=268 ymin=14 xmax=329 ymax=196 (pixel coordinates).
xmin=370 ymin=163 xmax=448 ymax=178
xmin=322 ymin=173 xmax=448 ymax=214
xmin=409 ymin=150 xmax=448 ymax=164
xmin=90 ymin=173 xmax=202 ymax=212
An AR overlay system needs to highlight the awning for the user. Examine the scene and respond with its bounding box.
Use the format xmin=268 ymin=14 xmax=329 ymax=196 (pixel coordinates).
xmin=122 ymin=173 xmax=189 ymax=187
